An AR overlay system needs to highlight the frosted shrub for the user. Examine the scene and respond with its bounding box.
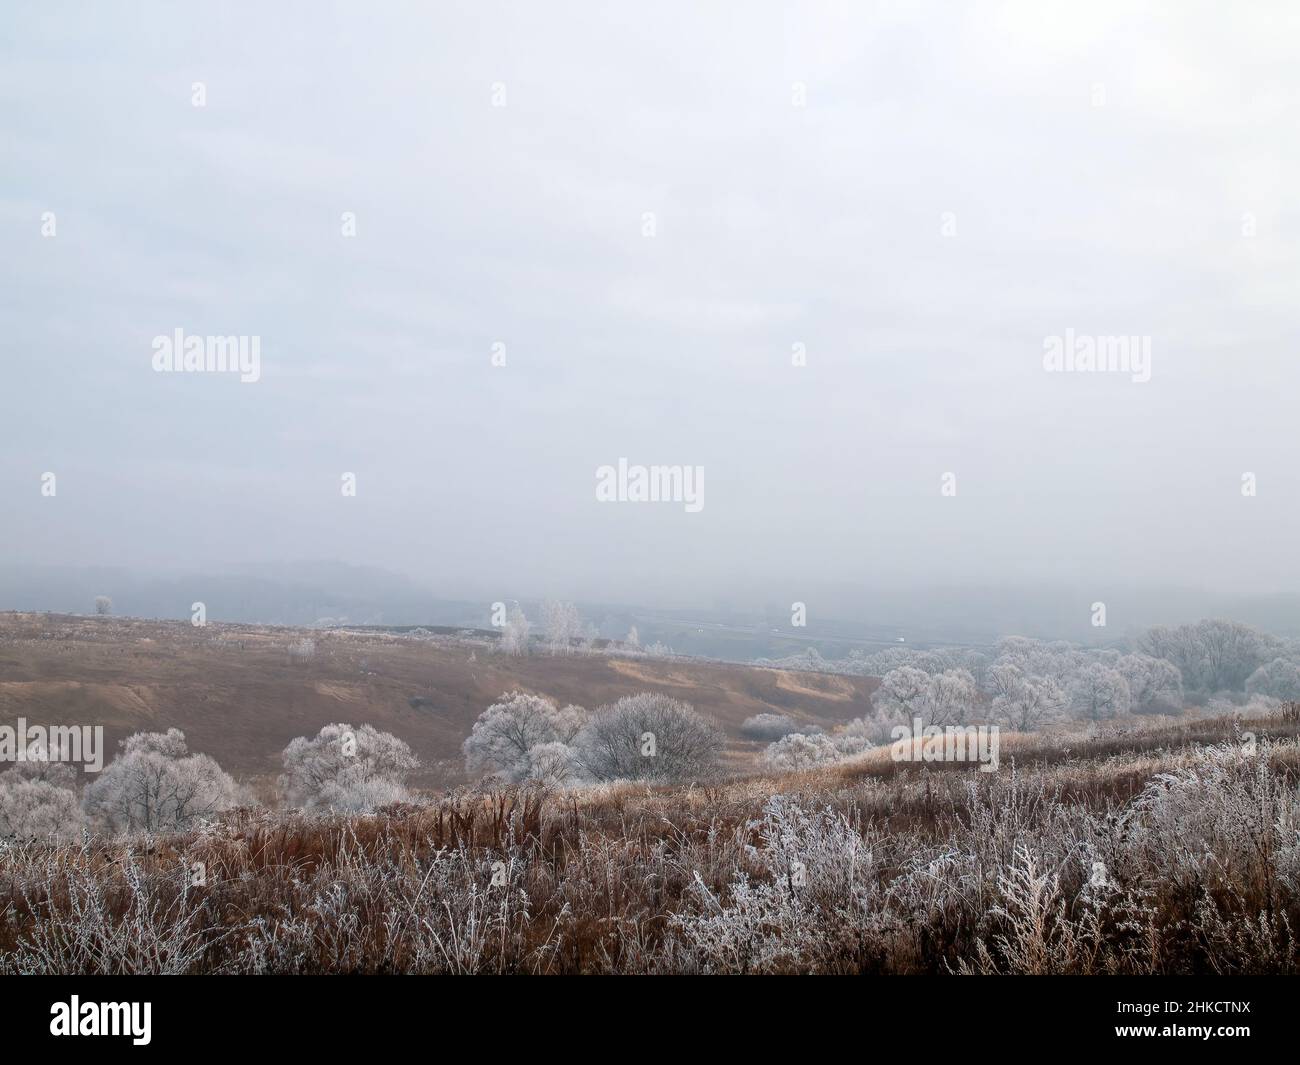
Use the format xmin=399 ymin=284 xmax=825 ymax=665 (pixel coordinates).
xmin=242 ymin=834 xmax=536 ymax=975
xmin=740 ymin=713 xmax=802 ymax=740
xmin=463 ymin=692 xmax=588 ymax=784
xmin=763 ymin=733 xmax=839 ymax=771
xmin=83 ymin=729 xmax=244 ymax=834
xmin=574 ymin=693 xmax=723 ymax=784
xmin=0 ymin=846 xmax=220 ymax=975
xmin=280 ymin=723 xmax=419 ymax=813
xmin=831 ymin=719 xmax=876 ymax=759
xmin=1125 ymin=742 xmax=1300 ymax=899
xmin=668 ymin=795 xmax=881 ymax=973
xmin=0 ymin=775 xmax=83 ymax=840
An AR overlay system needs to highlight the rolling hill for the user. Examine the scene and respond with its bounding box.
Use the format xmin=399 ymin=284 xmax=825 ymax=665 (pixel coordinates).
xmin=0 ymin=612 xmax=878 ymax=787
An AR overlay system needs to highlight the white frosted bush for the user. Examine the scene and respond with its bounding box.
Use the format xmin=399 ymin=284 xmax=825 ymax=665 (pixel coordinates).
xmin=83 ymin=729 xmax=244 ymax=834
xmin=463 ymin=692 xmax=588 ymax=783
xmin=281 ymin=723 xmax=419 ymax=813
xmin=0 ymin=775 xmax=83 ymax=840
xmin=763 ymin=733 xmax=839 ymax=771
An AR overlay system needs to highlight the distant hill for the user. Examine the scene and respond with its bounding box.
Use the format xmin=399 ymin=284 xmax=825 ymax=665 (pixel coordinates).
xmin=0 ymin=613 xmax=878 ymax=788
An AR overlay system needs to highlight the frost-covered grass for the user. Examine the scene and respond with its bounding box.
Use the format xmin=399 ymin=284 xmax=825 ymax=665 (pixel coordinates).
xmin=2 ymin=711 xmax=1297 ymax=974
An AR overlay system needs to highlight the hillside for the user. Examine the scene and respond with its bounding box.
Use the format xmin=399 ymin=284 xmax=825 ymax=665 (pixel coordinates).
xmin=0 ymin=613 xmax=878 ymax=786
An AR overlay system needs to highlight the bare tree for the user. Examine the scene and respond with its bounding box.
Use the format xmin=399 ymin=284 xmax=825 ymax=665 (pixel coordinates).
xmin=872 ymin=666 xmax=932 ymax=720
xmin=94 ymin=596 xmax=112 ymax=616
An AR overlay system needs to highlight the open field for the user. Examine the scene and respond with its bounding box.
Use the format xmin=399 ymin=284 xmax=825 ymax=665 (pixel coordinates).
xmin=2 ymin=709 xmax=1298 ymax=974
xmin=0 ymin=613 xmax=878 ymax=787
xmin=4 ymin=611 xmax=1299 ymax=974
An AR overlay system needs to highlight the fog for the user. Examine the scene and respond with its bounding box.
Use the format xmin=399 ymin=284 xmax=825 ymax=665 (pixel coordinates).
xmin=3 ymin=2 xmax=1298 ymax=618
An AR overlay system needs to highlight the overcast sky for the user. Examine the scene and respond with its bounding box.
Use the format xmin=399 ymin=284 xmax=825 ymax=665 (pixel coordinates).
xmin=2 ymin=1 xmax=1297 ymax=609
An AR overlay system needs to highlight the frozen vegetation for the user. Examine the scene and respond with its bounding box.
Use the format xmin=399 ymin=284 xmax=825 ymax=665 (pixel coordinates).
xmin=2 ymin=616 xmax=1299 ymax=973
xmin=1 ymin=707 xmax=1297 ymax=974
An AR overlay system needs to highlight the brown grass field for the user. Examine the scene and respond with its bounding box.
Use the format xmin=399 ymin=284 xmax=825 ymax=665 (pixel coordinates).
xmin=4 ymin=611 xmax=1300 ymax=974
xmin=2 ymin=710 xmax=1298 ymax=974
xmin=0 ymin=612 xmax=877 ymax=788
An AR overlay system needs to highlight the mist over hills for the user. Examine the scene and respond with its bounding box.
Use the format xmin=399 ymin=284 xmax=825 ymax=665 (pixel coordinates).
xmin=4 ymin=561 xmax=1298 ymax=661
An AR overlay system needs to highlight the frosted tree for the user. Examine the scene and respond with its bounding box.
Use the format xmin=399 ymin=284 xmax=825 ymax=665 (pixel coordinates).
xmin=928 ymin=668 xmax=979 ymax=726
xmin=1140 ymin=619 xmax=1278 ymax=693
xmin=94 ymin=596 xmax=112 ymax=616
xmin=578 ymin=621 xmax=600 ymax=655
xmin=873 ymin=666 xmax=979 ymax=729
xmin=541 ymin=601 xmax=581 ymax=655
xmin=1067 ymin=664 xmax=1131 ymax=723
xmin=462 ymin=691 xmax=588 ymax=783
xmin=83 ymin=729 xmax=244 ymax=834
xmin=763 ymin=732 xmax=840 ymax=771
xmin=988 ymin=662 xmax=1066 ymax=730
xmin=1118 ymin=653 xmax=1184 ymax=711
xmin=989 ymin=637 xmax=1087 ymax=687
xmin=499 ymin=604 xmax=531 ymax=656
xmin=873 ymin=666 xmax=933 ymax=721
xmin=521 ymin=741 xmax=579 ymax=786
xmin=280 ymin=723 xmax=420 ymax=813
xmin=1246 ymin=658 xmax=1300 ymax=701
xmin=625 ymin=626 xmax=641 ymax=650
xmin=574 ymin=693 xmax=723 ymax=784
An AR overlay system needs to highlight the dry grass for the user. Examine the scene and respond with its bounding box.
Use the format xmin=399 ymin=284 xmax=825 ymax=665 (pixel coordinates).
xmin=0 ymin=612 xmax=877 ymax=786
xmin=2 ymin=711 xmax=1298 ymax=974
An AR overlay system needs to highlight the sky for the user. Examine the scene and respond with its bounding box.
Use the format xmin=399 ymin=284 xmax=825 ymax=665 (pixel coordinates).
xmin=2 ymin=1 xmax=1298 ymax=610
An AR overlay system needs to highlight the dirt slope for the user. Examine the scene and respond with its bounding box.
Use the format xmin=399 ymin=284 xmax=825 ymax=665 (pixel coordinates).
xmin=0 ymin=613 xmax=878 ymax=786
